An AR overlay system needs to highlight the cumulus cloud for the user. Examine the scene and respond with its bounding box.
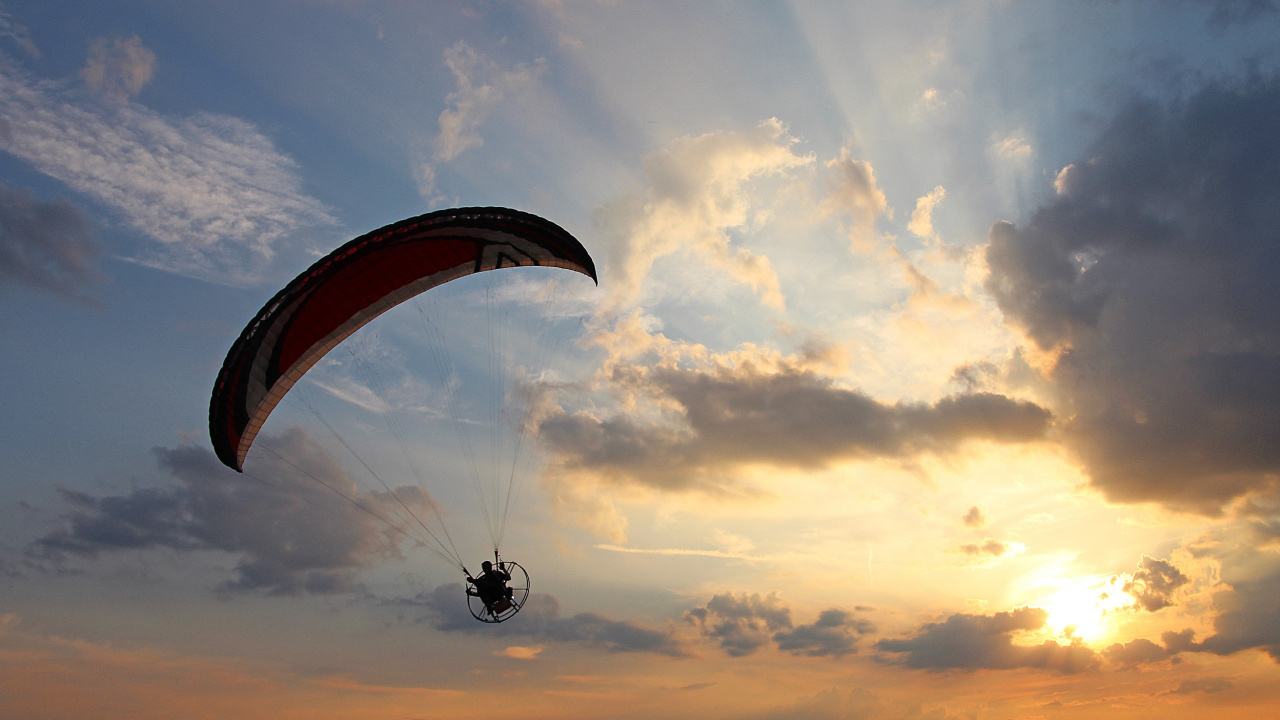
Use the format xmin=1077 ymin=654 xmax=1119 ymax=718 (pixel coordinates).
xmin=824 ymin=148 xmax=889 ymax=252
xmin=984 ymin=77 xmax=1280 ymax=512
xmin=686 ymin=592 xmax=791 ymax=657
xmin=595 ymin=119 xmax=811 ymax=314
xmin=1195 ymin=559 xmax=1280 ymax=660
xmin=416 ymin=42 xmax=546 ymax=200
xmin=0 ymin=181 xmax=100 ymax=299
xmin=0 ymin=55 xmax=333 ymax=282
xmin=1124 ymin=555 xmax=1190 ymax=612
xmin=957 ymin=539 xmax=1022 ymax=560
xmin=685 ymin=592 xmax=873 ymax=658
xmin=82 ymin=36 xmax=155 ymax=102
xmin=31 ymin=429 xmax=417 ymax=596
xmin=908 ymin=185 xmax=946 ymax=241
xmin=961 ymin=506 xmax=986 ymax=528
xmin=876 ymin=607 xmax=1100 ymax=673
xmin=773 ymin=609 xmax=876 ymax=658
xmin=540 ymin=326 xmax=1051 ymax=494
xmin=1104 ymin=628 xmax=1197 ymax=665
xmin=409 ymin=583 xmax=685 ymax=656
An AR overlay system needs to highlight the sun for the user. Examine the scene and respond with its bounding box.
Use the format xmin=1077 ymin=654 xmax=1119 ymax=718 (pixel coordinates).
xmin=1038 ymin=576 xmax=1131 ymax=643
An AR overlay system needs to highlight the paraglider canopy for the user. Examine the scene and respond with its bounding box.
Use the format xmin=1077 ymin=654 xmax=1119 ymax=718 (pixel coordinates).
xmin=209 ymin=206 xmax=597 ymax=472
xmin=208 ymin=206 xmax=594 ymax=624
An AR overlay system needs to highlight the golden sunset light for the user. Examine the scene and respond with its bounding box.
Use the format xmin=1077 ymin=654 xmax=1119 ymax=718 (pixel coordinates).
xmin=3 ymin=1 xmax=1280 ymax=718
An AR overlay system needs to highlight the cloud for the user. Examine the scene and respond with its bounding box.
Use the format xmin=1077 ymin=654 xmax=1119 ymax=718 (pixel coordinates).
xmin=908 ymin=185 xmax=946 ymax=241
xmin=31 ymin=429 xmax=416 ymax=596
xmin=685 ymin=592 xmax=791 ymax=657
xmin=824 ymin=148 xmax=889 ymax=252
xmin=1173 ymin=0 xmax=1279 ymax=26
xmin=961 ymin=506 xmax=986 ymax=528
xmin=957 ymin=539 xmax=1022 ymax=560
xmin=0 ymin=5 xmax=37 ymax=57
xmin=685 ymin=593 xmax=873 ymax=658
xmin=753 ymin=687 xmax=881 ymax=720
xmin=1104 ymin=628 xmax=1196 ymax=666
xmin=1124 ymin=555 xmax=1190 ymax=612
xmin=1196 ymin=558 xmax=1280 ymax=660
xmin=416 ymin=41 xmax=546 ymax=199
xmin=876 ymin=607 xmax=1100 ymax=673
xmin=540 ymin=329 xmax=1052 ymax=494
xmin=496 ymin=645 xmax=543 ymax=660
xmin=991 ymin=135 xmax=1032 ymax=163
xmin=984 ymin=76 xmax=1280 ymax=513
xmin=1167 ymin=676 xmax=1233 ymax=694
xmin=410 ymin=583 xmax=685 ymax=656
xmin=82 ymin=36 xmax=155 ymax=102
xmin=0 ymin=181 xmax=100 ymax=299
xmin=0 ymin=56 xmax=333 ymax=282
xmin=595 ymin=119 xmax=812 ymax=314
xmin=773 ymin=609 xmax=876 ymax=658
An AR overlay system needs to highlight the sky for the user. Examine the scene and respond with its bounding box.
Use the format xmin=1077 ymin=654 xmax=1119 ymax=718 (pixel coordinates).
xmin=2 ymin=1 xmax=1280 ymax=718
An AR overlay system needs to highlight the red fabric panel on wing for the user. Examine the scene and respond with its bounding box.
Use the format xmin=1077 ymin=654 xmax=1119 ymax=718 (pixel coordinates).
xmin=276 ymin=237 xmax=476 ymax=375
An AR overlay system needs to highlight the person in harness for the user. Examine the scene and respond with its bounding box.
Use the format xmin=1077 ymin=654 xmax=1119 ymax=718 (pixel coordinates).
xmin=467 ymin=560 xmax=514 ymax=615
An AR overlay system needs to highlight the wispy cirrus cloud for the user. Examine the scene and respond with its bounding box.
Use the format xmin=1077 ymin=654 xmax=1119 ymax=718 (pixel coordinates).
xmin=0 ymin=41 xmax=333 ymax=283
xmin=415 ymin=41 xmax=547 ymax=202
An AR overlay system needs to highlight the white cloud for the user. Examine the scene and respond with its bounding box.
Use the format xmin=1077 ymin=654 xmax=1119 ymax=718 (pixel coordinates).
xmin=908 ymin=185 xmax=946 ymax=241
xmin=595 ymin=118 xmax=812 ymax=315
xmin=0 ymin=60 xmax=333 ymax=283
xmin=417 ymin=42 xmax=547 ymax=200
xmin=824 ymin=148 xmax=889 ymax=253
xmin=496 ymin=645 xmax=543 ymax=660
xmin=992 ymin=134 xmax=1033 ymax=163
xmin=82 ymin=36 xmax=155 ymax=102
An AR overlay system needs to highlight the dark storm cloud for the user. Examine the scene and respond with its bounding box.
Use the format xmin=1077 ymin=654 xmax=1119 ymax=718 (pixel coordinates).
xmin=876 ymin=607 xmax=1100 ymax=673
xmin=410 ymin=583 xmax=685 ymax=656
xmin=1124 ymin=555 xmax=1190 ymax=611
xmin=32 ymin=428 xmax=406 ymax=596
xmin=985 ymin=77 xmax=1280 ymax=512
xmin=541 ymin=364 xmax=1051 ymax=491
xmin=0 ymin=182 xmax=100 ymax=299
xmin=685 ymin=593 xmax=873 ymax=658
xmin=1196 ymin=560 xmax=1280 ymax=660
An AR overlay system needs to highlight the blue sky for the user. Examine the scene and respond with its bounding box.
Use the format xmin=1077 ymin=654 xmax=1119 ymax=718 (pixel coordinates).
xmin=3 ymin=2 xmax=1280 ymax=718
